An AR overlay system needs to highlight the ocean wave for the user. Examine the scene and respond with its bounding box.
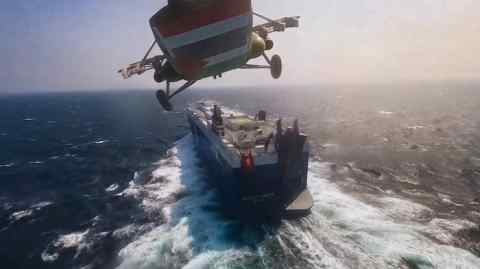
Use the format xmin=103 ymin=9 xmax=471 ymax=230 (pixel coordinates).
xmin=42 ymin=229 xmax=91 ymax=263
xmin=71 ymin=139 xmax=110 ymax=149
xmin=407 ymin=125 xmax=425 ymax=130
xmin=114 ymin=136 xmax=480 ymax=269
xmin=378 ymin=110 xmax=394 ymax=115
xmin=55 ymin=230 xmax=90 ymax=249
xmin=273 ymin=162 xmax=480 ymax=268
xmin=10 ymin=209 xmax=34 ymax=221
xmin=41 ymin=250 xmax=59 ymax=263
xmin=31 ymin=201 xmax=54 ymax=210
xmin=9 ymin=201 xmax=54 ymax=222
xmin=106 ymin=184 xmax=119 ymax=192
xmin=438 ymin=193 xmax=464 ymax=207
xmin=113 ymin=224 xmax=141 ymax=240
xmin=116 ymin=135 xmax=248 ymax=269
xmin=0 ymin=163 xmax=15 ymax=168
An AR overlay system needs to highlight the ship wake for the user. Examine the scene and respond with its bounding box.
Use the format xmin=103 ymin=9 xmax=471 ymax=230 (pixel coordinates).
xmin=115 ymin=135 xmax=480 ymax=269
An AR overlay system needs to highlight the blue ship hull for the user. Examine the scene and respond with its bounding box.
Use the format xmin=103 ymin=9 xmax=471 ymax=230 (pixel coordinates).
xmin=186 ymin=106 xmax=311 ymax=222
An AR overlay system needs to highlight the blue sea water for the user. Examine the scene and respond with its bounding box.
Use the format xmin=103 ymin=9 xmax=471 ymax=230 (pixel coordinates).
xmin=0 ymin=91 xmax=188 ymax=268
xmin=1 ymin=85 xmax=479 ymax=269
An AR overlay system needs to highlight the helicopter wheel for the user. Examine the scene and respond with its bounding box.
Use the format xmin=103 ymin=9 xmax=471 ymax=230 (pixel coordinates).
xmin=155 ymin=90 xmax=173 ymax=111
xmin=270 ymin=54 xmax=282 ymax=79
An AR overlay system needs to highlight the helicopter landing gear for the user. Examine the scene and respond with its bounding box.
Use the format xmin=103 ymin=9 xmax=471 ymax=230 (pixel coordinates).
xmin=240 ymin=53 xmax=283 ymax=79
xmin=155 ymin=80 xmax=197 ymax=111
xmin=269 ymin=54 xmax=282 ymax=79
xmin=155 ymin=90 xmax=172 ymax=111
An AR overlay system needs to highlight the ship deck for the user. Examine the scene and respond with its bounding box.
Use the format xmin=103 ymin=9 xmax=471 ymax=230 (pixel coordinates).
xmin=188 ymin=101 xmax=278 ymax=161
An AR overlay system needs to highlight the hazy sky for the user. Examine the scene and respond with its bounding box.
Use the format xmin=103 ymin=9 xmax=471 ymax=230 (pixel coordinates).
xmin=1 ymin=0 xmax=479 ymax=92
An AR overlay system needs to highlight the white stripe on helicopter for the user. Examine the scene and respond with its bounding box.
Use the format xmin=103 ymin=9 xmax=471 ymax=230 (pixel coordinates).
xmin=204 ymin=45 xmax=249 ymax=67
xmin=163 ymin=13 xmax=252 ymax=49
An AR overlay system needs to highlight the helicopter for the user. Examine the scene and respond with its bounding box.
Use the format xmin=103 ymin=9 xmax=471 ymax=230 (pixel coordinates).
xmin=118 ymin=0 xmax=300 ymax=111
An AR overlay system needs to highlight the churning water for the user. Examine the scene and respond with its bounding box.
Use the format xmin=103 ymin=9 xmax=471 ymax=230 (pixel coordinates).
xmin=1 ymin=85 xmax=480 ymax=268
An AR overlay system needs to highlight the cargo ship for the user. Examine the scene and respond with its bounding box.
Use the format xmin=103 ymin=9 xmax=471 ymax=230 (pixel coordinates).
xmin=186 ymin=101 xmax=313 ymax=221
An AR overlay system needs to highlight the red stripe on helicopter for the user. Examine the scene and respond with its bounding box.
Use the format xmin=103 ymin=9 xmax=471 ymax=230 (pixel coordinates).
xmin=153 ymin=0 xmax=251 ymax=38
xmin=175 ymin=57 xmax=208 ymax=80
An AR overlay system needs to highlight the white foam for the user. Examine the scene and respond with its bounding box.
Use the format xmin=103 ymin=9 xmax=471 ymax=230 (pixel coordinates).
xmin=9 ymin=201 xmax=53 ymax=222
xmin=115 ymin=136 xmax=480 ymax=269
xmin=377 ymin=196 xmax=433 ymax=221
xmin=71 ymin=139 xmax=109 ymax=149
xmin=277 ymin=162 xmax=480 ymax=268
xmin=119 ymin=143 xmax=192 ymax=213
xmin=395 ymin=175 xmax=420 ymax=185
xmin=42 ymin=229 xmax=91 ymax=263
xmin=0 ymin=163 xmax=15 ymax=168
xmin=469 ymin=211 xmax=480 ymax=219
xmin=54 ymin=230 xmax=90 ymax=249
xmin=322 ymin=143 xmax=340 ymax=148
xmin=113 ymin=224 xmax=141 ymax=240
xmin=426 ymin=218 xmax=476 ymax=244
xmin=116 ymin=135 xmax=251 ymax=269
xmin=41 ymin=250 xmax=59 ymax=263
xmin=438 ymin=193 xmax=464 ymax=207
xmin=106 ymin=184 xmax=119 ymax=192
xmin=407 ymin=125 xmax=425 ymax=130
xmin=31 ymin=201 xmax=53 ymax=209
xmin=10 ymin=209 xmax=34 ymax=221
xmin=378 ymin=110 xmax=394 ymax=115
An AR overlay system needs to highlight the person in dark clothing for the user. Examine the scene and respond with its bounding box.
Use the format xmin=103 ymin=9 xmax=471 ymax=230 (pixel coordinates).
xmin=211 ymin=104 xmax=223 ymax=135
xmin=275 ymin=118 xmax=283 ymax=152
xmin=265 ymin=133 xmax=274 ymax=152
xmin=293 ymin=119 xmax=299 ymax=135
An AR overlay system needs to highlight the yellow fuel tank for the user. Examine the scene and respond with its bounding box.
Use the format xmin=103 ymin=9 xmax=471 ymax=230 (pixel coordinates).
xmin=249 ymin=32 xmax=266 ymax=59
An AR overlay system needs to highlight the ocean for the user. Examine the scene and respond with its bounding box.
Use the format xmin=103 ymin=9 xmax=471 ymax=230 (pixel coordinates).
xmin=0 ymin=84 xmax=479 ymax=269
